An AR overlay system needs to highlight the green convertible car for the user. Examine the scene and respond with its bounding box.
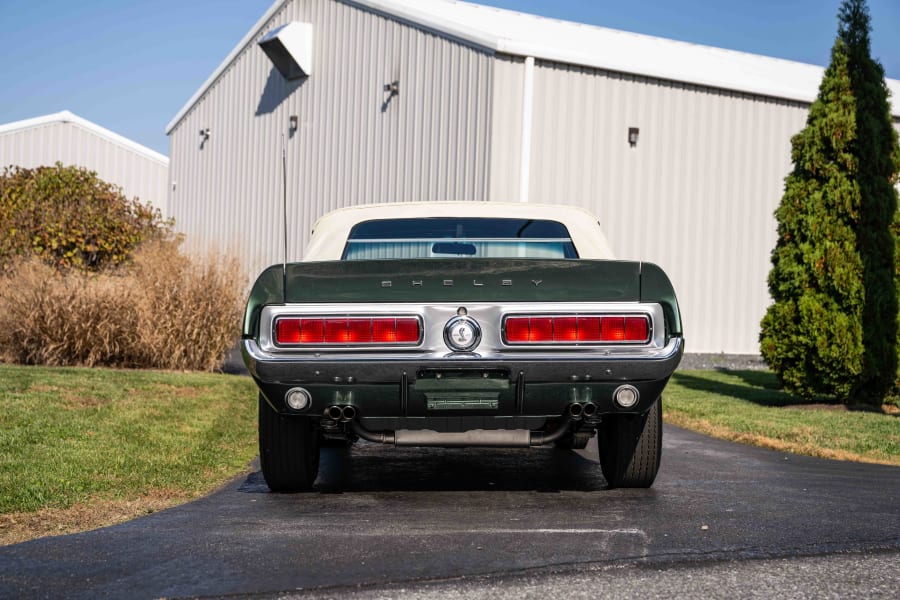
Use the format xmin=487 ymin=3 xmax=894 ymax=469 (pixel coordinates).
xmin=242 ymin=202 xmax=683 ymax=491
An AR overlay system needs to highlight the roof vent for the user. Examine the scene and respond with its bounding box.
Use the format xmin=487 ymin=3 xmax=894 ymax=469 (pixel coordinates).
xmin=258 ymin=22 xmax=313 ymax=80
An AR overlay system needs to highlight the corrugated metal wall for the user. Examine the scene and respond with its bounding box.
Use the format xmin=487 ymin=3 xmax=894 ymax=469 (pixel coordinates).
xmin=0 ymin=121 xmax=169 ymax=213
xmin=487 ymin=55 xmax=524 ymax=202
xmin=519 ymin=60 xmax=810 ymax=354
xmin=168 ymin=0 xmax=900 ymax=355
xmin=168 ymin=0 xmax=494 ymax=277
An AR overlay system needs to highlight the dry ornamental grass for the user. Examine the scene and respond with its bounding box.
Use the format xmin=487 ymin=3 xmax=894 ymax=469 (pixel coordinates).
xmin=0 ymin=240 xmax=245 ymax=371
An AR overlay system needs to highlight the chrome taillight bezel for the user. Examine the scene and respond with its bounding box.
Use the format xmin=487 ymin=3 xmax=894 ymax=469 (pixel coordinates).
xmin=272 ymin=315 xmax=424 ymax=347
xmin=501 ymin=314 xmax=652 ymax=345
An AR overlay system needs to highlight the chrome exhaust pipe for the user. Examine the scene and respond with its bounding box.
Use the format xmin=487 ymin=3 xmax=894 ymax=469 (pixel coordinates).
xmin=324 ymin=405 xmax=358 ymax=422
xmin=349 ymin=420 xmax=395 ymax=444
xmin=529 ymin=414 xmax=574 ymax=446
xmin=341 ymin=405 xmax=357 ymax=422
xmin=582 ymin=402 xmax=597 ymax=418
xmin=567 ymin=403 xmax=584 ymax=419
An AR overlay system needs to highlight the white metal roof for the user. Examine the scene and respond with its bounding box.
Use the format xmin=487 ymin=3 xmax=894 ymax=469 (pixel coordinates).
xmin=0 ymin=110 xmax=169 ymax=165
xmin=303 ymin=201 xmax=615 ymax=260
xmin=167 ymin=0 xmax=900 ymax=134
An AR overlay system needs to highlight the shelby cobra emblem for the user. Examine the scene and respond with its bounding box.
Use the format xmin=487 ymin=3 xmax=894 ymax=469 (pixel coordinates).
xmin=444 ymin=315 xmax=482 ymax=352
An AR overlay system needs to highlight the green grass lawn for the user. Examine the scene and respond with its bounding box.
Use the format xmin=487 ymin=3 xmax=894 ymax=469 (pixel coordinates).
xmin=0 ymin=364 xmax=258 ymax=520
xmin=666 ymin=369 xmax=900 ymax=465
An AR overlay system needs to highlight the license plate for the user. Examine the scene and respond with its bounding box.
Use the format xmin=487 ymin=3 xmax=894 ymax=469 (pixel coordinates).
xmin=415 ymin=370 xmax=508 ymax=410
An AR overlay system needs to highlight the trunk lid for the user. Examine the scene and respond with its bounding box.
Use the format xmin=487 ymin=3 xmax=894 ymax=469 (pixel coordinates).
xmin=283 ymin=258 xmax=640 ymax=303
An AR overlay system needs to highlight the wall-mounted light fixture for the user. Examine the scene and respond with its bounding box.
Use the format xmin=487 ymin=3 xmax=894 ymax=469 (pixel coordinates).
xmin=628 ymin=127 xmax=639 ymax=147
xmin=289 ymin=115 xmax=298 ymax=132
xmin=258 ymin=22 xmax=313 ymax=80
xmin=199 ymin=128 xmax=210 ymax=149
xmin=382 ymin=81 xmax=400 ymax=112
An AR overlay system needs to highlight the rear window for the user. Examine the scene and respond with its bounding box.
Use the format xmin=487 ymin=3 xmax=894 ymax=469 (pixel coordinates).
xmin=342 ymin=218 xmax=579 ymax=260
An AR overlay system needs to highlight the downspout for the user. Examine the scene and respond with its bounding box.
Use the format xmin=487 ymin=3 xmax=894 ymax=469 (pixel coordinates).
xmin=519 ymin=56 xmax=535 ymax=203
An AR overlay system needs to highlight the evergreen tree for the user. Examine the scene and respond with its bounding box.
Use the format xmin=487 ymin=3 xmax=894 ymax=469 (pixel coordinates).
xmin=760 ymin=0 xmax=900 ymax=405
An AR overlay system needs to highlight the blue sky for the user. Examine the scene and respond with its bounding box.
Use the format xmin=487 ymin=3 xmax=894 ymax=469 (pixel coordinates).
xmin=1 ymin=0 xmax=897 ymax=156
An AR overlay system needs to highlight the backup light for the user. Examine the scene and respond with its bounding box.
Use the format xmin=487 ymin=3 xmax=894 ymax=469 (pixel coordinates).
xmin=504 ymin=315 xmax=649 ymax=344
xmin=275 ymin=316 xmax=421 ymax=345
xmin=285 ymin=387 xmax=311 ymax=411
xmin=614 ymin=385 xmax=640 ymax=408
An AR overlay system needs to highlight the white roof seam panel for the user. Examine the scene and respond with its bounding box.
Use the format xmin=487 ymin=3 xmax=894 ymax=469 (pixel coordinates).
xmin=1 ymin=111 xmax=169 ymax=165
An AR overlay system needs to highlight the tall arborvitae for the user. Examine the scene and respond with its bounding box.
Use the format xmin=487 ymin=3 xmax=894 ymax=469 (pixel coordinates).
xmin=841 ymin=0 xmax=900 ymax=404
xmin=760 ymin=0 xmax=900 ymax=405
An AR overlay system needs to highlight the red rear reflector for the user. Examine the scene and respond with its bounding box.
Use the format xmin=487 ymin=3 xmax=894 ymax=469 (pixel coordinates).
xmin=504 ymin=315 xmax=649 ymax=344
xmin=276 ymin=316 xmax=420 ymax=345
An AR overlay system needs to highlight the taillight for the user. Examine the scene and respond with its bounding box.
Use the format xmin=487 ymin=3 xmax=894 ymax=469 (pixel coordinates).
xmin=274 ymin=317 xmax=421 ymax=345
xmin=625 ymin=316 xmax=648 ymax=341
xmin=325 ymin=319 xmax=351 ymax=343
xmin=275 ymin=318 xmax=302 ymax=344
xmin=504 ymin=315 xmax=650 ymax=344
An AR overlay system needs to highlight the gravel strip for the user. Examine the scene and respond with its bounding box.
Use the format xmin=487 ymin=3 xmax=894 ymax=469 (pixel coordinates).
xmin=677 ymin=353 xmax=768 ymax=371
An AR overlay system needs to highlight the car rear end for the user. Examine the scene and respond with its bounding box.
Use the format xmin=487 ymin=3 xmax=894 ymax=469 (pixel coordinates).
xmin=242 ymin=206 xmax=683 ymax=490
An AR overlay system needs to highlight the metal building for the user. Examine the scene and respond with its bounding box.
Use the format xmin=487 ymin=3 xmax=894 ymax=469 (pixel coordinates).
xmin=0 ymin=110 xmax=170 ymax=215
xmin=166 ymin=0 xmax=900 ymax=355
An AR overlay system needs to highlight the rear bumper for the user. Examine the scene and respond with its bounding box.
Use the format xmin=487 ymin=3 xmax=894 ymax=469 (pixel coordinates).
xmin=242 ymin=336 xmax=683 ymax=419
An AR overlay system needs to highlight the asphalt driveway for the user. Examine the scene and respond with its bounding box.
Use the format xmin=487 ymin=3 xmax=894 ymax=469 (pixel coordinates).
xmin=1 ymin=425 xmax=898 ymax=598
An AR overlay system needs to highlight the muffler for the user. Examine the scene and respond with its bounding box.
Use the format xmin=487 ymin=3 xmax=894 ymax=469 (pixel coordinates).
xmin=348 ymin=413 xmax=574 ymax=448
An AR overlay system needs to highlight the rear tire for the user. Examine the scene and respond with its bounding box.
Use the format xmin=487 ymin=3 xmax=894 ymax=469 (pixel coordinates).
xmin=598 ymin=397 xmax=662 ymax=488
xmin=258 ymin=394 xmax=320 ymax=492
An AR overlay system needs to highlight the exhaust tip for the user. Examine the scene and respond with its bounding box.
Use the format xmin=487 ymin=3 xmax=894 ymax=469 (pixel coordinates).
xmin=567 ymin=403 xmax=584 ymax=418
xmin=324 ymin=405 xmax=343 ymax=420
xmin=582 ymin=402 xmax=597 ymax=417
xmin=341 ymin=405 xmax=357 ymax=421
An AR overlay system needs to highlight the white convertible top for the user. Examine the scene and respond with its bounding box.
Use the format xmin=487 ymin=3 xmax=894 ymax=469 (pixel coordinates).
xmin=303 ymin=201 xmax=615 ymax=261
